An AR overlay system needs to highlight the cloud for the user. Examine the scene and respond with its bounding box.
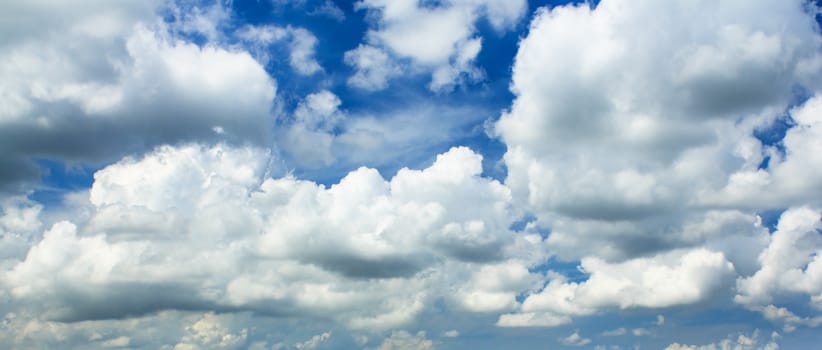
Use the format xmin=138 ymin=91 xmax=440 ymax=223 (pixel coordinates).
xmin=0 ymin=7 xmax=276 ymax=191
xmin=735 ymin=207 xmax=822 ymax=330
xmin=665 ymin=329 xmax=780 ymax=350
xmin=309 ymin=0 xmax=346 ymax=22
xmin=1 ymin=143 xmax=545 ymax=331
xmin=494 ymin=0 xmax=822 ymax=265
xmin=293 ymin=331 xmax=332 ymax=350
xmin=372 ymin=331 xmax=434 ymax=350
xmin=440 ymin=330 xmax=459 ymax=338
xmin=280 ymin=90 xmax=344 ymax=167
xmin=236 ymin=24 xmax=323 ymax=74
xmin=344 ymin=45 xmax=401 ymax=91
xmin=499 ymin=248 xmax=735 ymax=327
xmin=559 ymin=330 xmax=591 ymax=347
xmin=347 ymin=0 xmax=527 ymax=91
xmin=702 ymin=96 xmax=822 ymax=208
xmin=601 ymin=328 xmax=626 ymax=336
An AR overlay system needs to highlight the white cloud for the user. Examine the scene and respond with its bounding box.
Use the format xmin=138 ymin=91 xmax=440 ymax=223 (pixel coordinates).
xmin=559 ymin=330 xmax=591 ymax=347
xmin=601 ymin=328 xmax=626 ymax=336
xmin=440 ymin=330 xmax=459 ymax=338
xmin=348 ymin=0 xmax=526 ymax=91
xmin=236 ymin=24 xmax=323 ymax=74
xmin=294 ymin=331 xmax=332 ymax=350
xmin=735 ymin=207 xmax=822 ymax=330
xmin=280 ymin=90 xmax=344 ymax=167
xmin=1 ymin=144 xmax=544 ymax=332
xmin=344 ymin=45 xmax=400 ymax=91
xmin=373 ymin=331 xmax=434 ymax=350
xmin=494 ymin=0 xmax=822 ymax=266
xmin=499 ymin=248 xmax=735 ymax=327
xmin=0 ymin=6 xmax=276 ymax=190
xmin=173 ymin=312 xmax=248 ymax=350
xmin=665 ymin=329 xmax=780 ymax=350
xmin=703 ymin=96 xmax=822 ymax=208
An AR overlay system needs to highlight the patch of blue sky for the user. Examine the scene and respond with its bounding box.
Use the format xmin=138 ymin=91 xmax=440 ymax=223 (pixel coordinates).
xmin=29 ymin=159 xmax=96 ymax=206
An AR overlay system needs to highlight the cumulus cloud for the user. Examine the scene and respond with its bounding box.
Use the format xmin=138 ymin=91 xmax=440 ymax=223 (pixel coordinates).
xmin=0 ymin=2 xmax=276 ymax=191
xmin=372 ymin=331 xmax=434 ymax=350
xmin=236 ymin=24 xmax=323 ymax=74
xmin=494 ymin=0 xmax=822 ymax=275
xmin=347 ymin=0 xmax=527 ymax=91
xmin=735 ymin=207 xmax=822 ymax=330
xmin=559 ymin=330 xmax=591 ymax=347
xmin=0 ymin=143 xmax=546 ymax=333
xmin=279 ymin=90 xmax=344 ymax=167
xmin=344 ymin=45 xmax=401 ymax=91
xmin=665 ymin=330 xmax=780 ymax=350
xmin=498 ymin=248 xmax=735 ymax=327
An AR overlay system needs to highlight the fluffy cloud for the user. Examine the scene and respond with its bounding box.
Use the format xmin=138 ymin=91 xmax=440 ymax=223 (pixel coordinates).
xmin=0 ymin=143 xmax=545 ymax=333
xmin=347 ymin=0 xmax=527 ymax=91
xmin=735 ymin=207 xmax=822 ymax=330
xmin=559 ymin=330 xmax=591 ymax=347
xmin=0 ymin=2 xmax=276 ymax=191
xmin=498 ymin=248 xmax=735 ymax=327
xmin=665 ymin=330 xmax=780 ymax=350
xmin=280 ymin=90 xmax=344 ymax=167
xmin=372 ymin=331 xmax=434 ymax=350
xmin=344 ymin=45 xmax=400 ymax=91
xmin=494 ymin=0 xmax=822 ymax=263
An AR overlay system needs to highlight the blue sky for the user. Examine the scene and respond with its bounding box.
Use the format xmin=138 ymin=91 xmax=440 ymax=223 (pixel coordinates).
xmin=2 ymin=0 xmax=822 ymax=349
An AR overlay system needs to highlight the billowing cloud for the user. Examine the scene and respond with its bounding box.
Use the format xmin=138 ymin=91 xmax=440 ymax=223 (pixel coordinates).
xmin=0 ymin=2 xmax=276 ymax=191
xmin=495 ymin=0 xmax=822 ymax=260
xmin=3 ymin=0 xmax=822 ymax=347
xmin=1 ymin=144 xmax=545 ymax=333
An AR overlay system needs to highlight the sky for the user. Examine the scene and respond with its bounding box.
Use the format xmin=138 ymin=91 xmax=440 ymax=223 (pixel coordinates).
xmin=1 ymin=0 xmax=822 ymax=349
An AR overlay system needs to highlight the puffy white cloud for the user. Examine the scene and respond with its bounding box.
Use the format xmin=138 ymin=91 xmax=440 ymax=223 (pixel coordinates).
xmin=0 ymin=196 xmax=43 ymax=280
xmin=344 ymin=45 xmax=400 ymax=91
xmin=372 ymin=331 xmax=434 ymax=350
xmin=703 ymin=96 xmax=822 ymax=208
xmin=0 ymin=2 xmax=277 ymax=190
xmin=1 ymin=143 xmax=544 ymax=332
xmin=173 ymin=312 xmax=248 ymax=350
xmin=280 ymin=90 xmax=344 ymax=167
xmin=499 ymin=248 xmax=735 ymax=327
xmin=494 ymin=0 xmax=822 ymax=265
xmin=348 ymin=0 xmax=526 ymax=91
xmin=665 ymin=330 xmax=781 ymax=350
xmin=735 ymin=207 xmax=822 ymax=329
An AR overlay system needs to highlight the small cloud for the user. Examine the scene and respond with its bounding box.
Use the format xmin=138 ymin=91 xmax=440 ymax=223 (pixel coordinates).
xmin=601 ymin=328 xmax=627 ymax=336
xmin=309 ymin=0 xmax=345 ymax=22
xmin=295 ymin=331 xmax=331 ymax=350
xmin=657 ymin=315 xmax=665 ymax=326
xmin=560 ymin=330 xmax=591 ymax=347
xmin=441 ymin=330 xmax=459 ymax=338
xmin=632 ymin=328 xmax=650 ymax=336
xmin=101 ymin=336 xmax=130 ymax=348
